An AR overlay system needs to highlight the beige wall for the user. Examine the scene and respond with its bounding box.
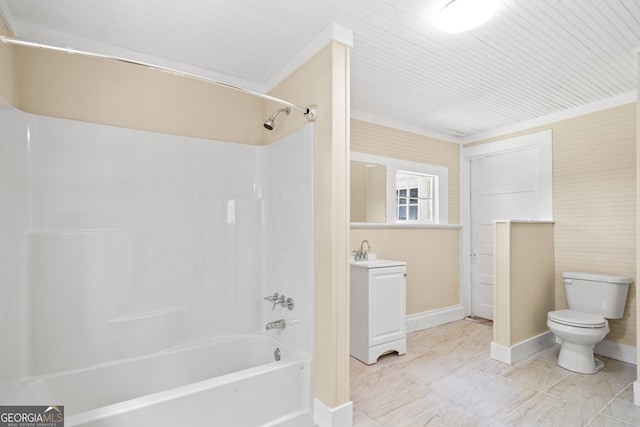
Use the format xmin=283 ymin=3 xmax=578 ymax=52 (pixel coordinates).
xmin=494 ymin=222 xmax=555 ymax=346
xmin=5 ymin=35 xmax=264 ymax=145
xmin=267 ymin=42 xmax=351 ymax=408
xmin=350 ymin=120 xmax=462 ymax=316
xmin=351 ymin=227 xmax=460 ymax=314
xmin=351 ymin=119 xmax=461 ymax=224
xmin=469 ymin=103 xmax=637 ymax=347
xmin=0 ymin=20 xmax=16 ymax=106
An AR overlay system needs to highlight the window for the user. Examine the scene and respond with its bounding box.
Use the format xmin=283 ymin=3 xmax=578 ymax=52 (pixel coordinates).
xmin=396 ymin=172 xmax=436 ymax=223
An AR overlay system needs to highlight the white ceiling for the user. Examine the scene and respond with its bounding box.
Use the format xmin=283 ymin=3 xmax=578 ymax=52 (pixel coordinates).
xmin=1 ymin=0 xmax=639 ymax=142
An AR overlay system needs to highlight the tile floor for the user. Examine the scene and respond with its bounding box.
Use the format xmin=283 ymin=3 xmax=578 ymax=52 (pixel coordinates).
xmin=351 ymin=319 xmax=639 ymax=426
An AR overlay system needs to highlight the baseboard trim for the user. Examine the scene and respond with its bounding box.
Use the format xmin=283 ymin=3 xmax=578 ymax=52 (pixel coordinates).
xmin=313 ymin=398 xmax=353 ymax=427
xmin=491 ymin=331 xmax=556 ymax=365
xmin=594 ymin=339 xmax=637 ymax=366
xmin=406 ymin=304 xmax=465 ymax=333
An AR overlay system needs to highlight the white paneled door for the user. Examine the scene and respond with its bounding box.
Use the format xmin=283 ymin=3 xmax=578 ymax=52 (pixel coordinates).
xmin=468 ymin=131 xmax=553 ymax=320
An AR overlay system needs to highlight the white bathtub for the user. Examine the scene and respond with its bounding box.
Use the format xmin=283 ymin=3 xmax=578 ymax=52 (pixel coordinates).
xmin=6 ymin=335 xmax=313 ymax=427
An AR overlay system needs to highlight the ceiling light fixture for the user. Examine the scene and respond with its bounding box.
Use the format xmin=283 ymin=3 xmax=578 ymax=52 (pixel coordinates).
xmin=436 ymin=0 xmax=498 ymax=33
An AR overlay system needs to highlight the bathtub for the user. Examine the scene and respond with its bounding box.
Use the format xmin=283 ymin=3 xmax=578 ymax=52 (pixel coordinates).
xmin=6 ymin=334 xmax=313 ymax=427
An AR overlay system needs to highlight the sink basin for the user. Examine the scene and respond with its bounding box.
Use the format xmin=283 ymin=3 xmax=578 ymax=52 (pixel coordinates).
xmin=351 ymin=257 xmax=406 ymax=269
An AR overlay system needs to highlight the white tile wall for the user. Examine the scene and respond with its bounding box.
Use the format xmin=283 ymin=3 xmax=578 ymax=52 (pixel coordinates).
xmin=0 ymin=106 xmax=31 ymax=394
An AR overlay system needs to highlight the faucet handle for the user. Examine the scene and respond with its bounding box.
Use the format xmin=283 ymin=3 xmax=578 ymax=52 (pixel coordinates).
xmin=263 ymin=293 xmax=294 ymax=310
xmin=263 ymin=292 xmax=279 ymax=302
xmin=265 ymin=293 xmax=281 ymax=309
xmin=264 ymin=293 xmax=284 ymax=310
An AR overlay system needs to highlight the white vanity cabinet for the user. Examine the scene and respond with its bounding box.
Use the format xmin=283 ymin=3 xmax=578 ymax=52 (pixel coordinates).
xmin=350 ymin=259 xmax=407 ymax=364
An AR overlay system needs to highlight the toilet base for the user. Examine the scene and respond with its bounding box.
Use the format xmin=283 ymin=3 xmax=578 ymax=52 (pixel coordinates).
xmin=557 ymin=341 xmax=604 ymax=374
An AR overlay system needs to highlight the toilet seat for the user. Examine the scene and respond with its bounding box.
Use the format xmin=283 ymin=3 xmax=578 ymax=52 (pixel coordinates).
xmin=547 ymin=309 xmax=606 ymax=328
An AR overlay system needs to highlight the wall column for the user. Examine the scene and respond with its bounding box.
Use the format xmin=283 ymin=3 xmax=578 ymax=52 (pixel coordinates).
xmin=266 ymin=39 xmax=352 ymax=425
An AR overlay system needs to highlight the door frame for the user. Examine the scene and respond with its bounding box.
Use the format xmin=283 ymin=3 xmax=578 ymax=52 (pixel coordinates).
xmin=460 ymin=130 xmax=553 ymax=317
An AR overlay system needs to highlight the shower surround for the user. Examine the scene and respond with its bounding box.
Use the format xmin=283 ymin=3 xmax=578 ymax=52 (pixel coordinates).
xmin=0 ymin=106 xmax=314 ymax=425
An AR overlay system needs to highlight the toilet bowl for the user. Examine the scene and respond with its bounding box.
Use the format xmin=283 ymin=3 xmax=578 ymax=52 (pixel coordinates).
xmin=547 ymin=272 xmax=632 ymax=375
xmin=547 ymin=309 xmax=609 ymax=374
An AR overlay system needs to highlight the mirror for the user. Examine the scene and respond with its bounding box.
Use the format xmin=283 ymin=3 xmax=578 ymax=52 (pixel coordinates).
xmin=351 ymin=151 xmax=449 ymax=225
xmin=350 ymin=161 xmax=386 ymax=223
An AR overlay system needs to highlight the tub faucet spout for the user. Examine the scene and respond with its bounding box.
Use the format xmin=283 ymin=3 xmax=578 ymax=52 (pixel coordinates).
xmin=265 ymin=319 xmax=286 ymax=330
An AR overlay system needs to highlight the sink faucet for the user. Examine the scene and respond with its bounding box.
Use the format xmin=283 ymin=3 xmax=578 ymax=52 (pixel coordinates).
xmin=265 ymin=319 xmax=286 ymax=330
xmin=353 ymin=240 xmax=372 ymax=261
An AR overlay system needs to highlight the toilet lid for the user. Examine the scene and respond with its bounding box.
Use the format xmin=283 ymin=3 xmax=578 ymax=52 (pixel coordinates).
xmin=547 ymin=309 xmax=606 ymax=328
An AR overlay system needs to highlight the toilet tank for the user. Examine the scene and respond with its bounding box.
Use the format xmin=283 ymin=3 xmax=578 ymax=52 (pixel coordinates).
xmin=563 ymin=272 xmax=633 ymax=319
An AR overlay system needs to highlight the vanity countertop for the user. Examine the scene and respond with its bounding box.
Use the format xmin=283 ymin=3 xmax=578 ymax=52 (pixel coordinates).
xmin=350 ymin=258 xmax=406 ymax=269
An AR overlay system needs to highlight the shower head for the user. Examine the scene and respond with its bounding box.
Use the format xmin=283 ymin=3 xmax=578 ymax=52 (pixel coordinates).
xmin=263 ymin=107 xmax=291 ymax=130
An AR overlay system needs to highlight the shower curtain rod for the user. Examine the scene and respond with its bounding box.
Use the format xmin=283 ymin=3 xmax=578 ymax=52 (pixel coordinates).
xmin=0 ymin=36 xmax=318 ymax=120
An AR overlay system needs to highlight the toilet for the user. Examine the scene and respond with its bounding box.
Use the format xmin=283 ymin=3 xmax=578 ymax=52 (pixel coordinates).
xmin=547 ymin=271 xmax=632 ymax=374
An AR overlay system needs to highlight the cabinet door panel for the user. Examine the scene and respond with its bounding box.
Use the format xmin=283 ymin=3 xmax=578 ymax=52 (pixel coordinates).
xmin=369 ymin=267 xmax=406 ymax=346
